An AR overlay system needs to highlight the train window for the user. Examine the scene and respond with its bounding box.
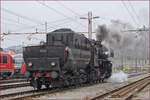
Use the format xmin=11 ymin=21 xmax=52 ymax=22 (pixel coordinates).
xmin=3 ymin=56 xmax=7 ymax=63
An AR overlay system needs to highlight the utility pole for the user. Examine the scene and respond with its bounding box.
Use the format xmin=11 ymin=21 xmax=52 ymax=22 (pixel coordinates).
xmin=0 ymin=33 xmax=1 ymax=49
xmin=45 ymin=22 xmax=47 ymax=33
xmin=80 ymin=11 xmax=99 ymax=39
xmin=88 ymin=12 xmax=92 ymax=39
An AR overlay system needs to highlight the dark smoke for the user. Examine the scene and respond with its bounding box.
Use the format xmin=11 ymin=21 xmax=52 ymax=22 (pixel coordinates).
xmin=96 ymin=19 xmax=149 ymax=60
xmin=111 ymin=34 xmax=121 ymax=43
xmin=96 ymin=24 xmax=108 ymax=41
xmin=96 ymin=19 xmax=134 ymax=51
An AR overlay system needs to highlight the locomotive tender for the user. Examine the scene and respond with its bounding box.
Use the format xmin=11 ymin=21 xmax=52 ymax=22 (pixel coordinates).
xmin=23 ymin=28 xmax=112 ymax=89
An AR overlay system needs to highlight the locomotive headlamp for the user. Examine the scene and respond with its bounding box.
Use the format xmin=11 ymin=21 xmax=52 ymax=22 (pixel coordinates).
xmin=65 ymin=47 xmax=69 ymax=51
xmin=50 ymin=61 xmax=56 ymax=66
xmin=40 ymin=41 xmax=45 ymax=46
xmin=104 ymin=51 xmax=109 ymax=55
xmin=28 ymin=62 xmax=32 ymax=67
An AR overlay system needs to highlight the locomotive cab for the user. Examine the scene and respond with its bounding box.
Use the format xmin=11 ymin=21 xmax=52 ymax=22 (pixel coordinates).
xmin=0 ymin=52 xmax=15 ymax=79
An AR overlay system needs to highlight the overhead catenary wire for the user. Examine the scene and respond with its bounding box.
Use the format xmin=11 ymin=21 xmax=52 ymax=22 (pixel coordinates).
xmin=2 ymin=17 xmax=43 ymax=32
xmin=8 ymin=13 xmax=87 ymax=33
xmin=46 ymin=18 xmax=80 ymax=31
xmin=2 ymin=8 xmax=42 ymax=24
xmin=2 ymin=17 xmax=42 ymax=32
xmin=2 ymin=2 xmax=88 ymax=33
xmin=3 ymin=37 xmax=21 ymax=42
xmin=2 ymin=21 xmax=25 ymax=28
xmin=55 ymin=0 xmax=89 ymax=31
xmin=2 ymin=4 xmax=86 ymax=33
xmin=2 ymin=22 xmax=29 ymax=33
xmin=3 ymin=18 xmax=83 ymax=43
xmin=127 ymin=0 xmax=141 ymax=25
xmin=56 ymin=0 xmax=82 ymax=17
xmin=91 ymin=16 xmax=127 ymax=27
xmin=36 ymin=1 xmax=87 ymax=29
xmin=2 ymin=17 xmax=32 ymax=27
xmin=45 ymin=18 xmax=75 ymax=30
xmin=12 ymin=17 xmax=75 ymax=32
xmin=3 ymin=33 xmax=43 ymax=42
xmin=121 ymin=0 xmax=140 ymax=27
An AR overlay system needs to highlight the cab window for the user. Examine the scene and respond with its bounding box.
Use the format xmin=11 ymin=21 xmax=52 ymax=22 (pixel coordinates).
xmin=3 ymin=56 xmax=7 ymax=64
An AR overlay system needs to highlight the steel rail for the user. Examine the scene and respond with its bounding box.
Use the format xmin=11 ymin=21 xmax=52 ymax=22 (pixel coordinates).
xmin=111 ymin=77 xmax=150 ymax=98
xmin=0 ymin=83 xmax=30 ymax=90
xmin=91 ymin=76 xmax=150 ymax=100
xmin=0 ymin=90 xmax=35 ymax=98
xmin=0 ymin=79 xmax=27 ymax=84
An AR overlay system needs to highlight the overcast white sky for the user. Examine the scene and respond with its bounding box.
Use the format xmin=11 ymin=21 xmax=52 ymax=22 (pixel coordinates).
xmin=1 ymin=1 xmax=149 ymax=48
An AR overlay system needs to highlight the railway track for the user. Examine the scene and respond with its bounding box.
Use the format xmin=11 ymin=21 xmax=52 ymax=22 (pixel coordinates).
xmin=0 ymin=89 xmax=52 ymax=100
xmin=91 ymin=76 xmax=150 ymax=100
xmin=0 ymin=79 xmax=27 ymax=84
xmin=0 ymin=82 xmax=30 ymax=90
xmin=128 ymin=72 xmax=148 ymax=78
xmin=1 ymin=82 xmax=102 ymax=100
xmin=0 ymin=73 xmax=149 ymax=99
xmin=5 ymin=88 xmax=60 ymax=100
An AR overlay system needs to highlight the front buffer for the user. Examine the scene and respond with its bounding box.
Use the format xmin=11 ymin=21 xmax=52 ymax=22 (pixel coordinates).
xmin=25 ymin=57 xmax=62 ymax=90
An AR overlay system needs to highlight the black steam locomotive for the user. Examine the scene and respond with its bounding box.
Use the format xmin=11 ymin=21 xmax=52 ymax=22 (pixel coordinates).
xmin=23 ymin=28 xmax=113 ymax=90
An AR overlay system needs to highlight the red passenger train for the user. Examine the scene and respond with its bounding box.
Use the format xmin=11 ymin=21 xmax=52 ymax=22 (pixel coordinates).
xmin=20 ymin=62 xmax=26 ymax=74
xmin=0 ymin=52 xmax=15 ymax=79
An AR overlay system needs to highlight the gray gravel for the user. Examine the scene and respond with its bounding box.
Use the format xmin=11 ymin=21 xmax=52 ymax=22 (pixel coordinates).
xmin=132 ymin=84 xmax=150 ymax=99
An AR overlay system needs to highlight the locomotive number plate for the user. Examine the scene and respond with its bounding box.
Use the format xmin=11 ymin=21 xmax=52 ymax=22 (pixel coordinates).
xmin=40 ymin=49 xmax=47 ymax=53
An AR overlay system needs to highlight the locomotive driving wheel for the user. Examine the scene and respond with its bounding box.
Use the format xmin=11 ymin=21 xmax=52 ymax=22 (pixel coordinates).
xmin=31 ymin=78 xmax=42 ymax=90
xmin=45 ymin=84 xmax=50 ymax=89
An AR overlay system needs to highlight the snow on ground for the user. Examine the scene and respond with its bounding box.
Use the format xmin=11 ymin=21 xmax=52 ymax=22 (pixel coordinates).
xmin=107 ymin=71 xmax=128 ymax=83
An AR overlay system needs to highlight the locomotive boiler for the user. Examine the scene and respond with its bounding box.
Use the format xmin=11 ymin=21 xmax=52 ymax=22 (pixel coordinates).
xmin=23 ymin=28 xmax=113 ymax=89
